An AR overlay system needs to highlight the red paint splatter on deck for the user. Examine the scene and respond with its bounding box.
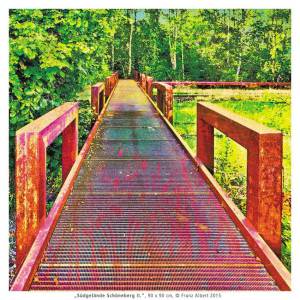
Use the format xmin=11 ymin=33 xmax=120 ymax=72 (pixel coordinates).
xmin=118 ymin=148 xmax=123 ymax=157
xmin=141 ymin=160 xmax=148 ymax=171
xmin=113 ymin=177 xmax=120 ymax=188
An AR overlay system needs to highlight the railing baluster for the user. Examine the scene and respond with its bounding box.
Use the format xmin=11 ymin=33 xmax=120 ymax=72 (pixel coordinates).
xmin=91 ymin=83 xmax=105 ymax=116
xmin=197 ymin=102 xmax=283 ymax=256
xmin=15 ymin=102 xmax=79 ymax=268
xmin=151 ymin=82 xmax=173 ymax=123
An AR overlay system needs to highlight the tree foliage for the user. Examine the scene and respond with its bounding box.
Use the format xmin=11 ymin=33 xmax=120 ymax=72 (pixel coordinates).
xmin=9 ymin=9 xmax=291 ymax=212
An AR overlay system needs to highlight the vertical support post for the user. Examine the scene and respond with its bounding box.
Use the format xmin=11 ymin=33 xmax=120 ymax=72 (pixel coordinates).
xmin=146 ymin=76 xmax=153 ymax=97
xmin=151 ymin=83 xmax=173 ymax=123
xmin=91 ymin=85 xmax=105 ymax=117
xmin=165 ymin=86 xmax=173 ymax=124
xmin=91 ymin=86 xmax=100 ymax=116
xmin=105 ymin=77 xmax=110 ymax=100
xmin=62 ymin=118 xmax=78 ymax=182
xmin=247 ymin=133 xmax=283 ymax=257
xmin=156 ymin=89 xmax=163 ymax=112
xmin=196 ymin=102 xmax=283 ymax=256
xmin=139 ymin=74 xmax=146 ymax=91
xmin=100 ymin=90 xmax=105 ymax=111
xmin=15 ymin=133 xmax=46 ymax=268
xmin=196 ymin=108 xmax=214 ymax=174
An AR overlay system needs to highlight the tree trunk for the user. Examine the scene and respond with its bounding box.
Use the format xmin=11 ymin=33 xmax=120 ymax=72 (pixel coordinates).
xmin=168 ymin=10 xmax=177 ymax=71
xmin=111 ymin=32 xmax=115 ymax=70
xmin=236 ymin=53 xmax=242 ymax=81
xmin=181 ymin=40 xmax=184 ymax=80
xmin=227 ymin=10 xmax=230 ymax=65
xmin=128 ymin=23 xmax=133 ymax=77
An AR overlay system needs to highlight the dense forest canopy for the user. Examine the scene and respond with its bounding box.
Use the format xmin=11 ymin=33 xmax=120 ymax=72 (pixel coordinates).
xmin=9 ymin=9 xmax=291 ymax=204
xmin=10 ymin=9 xmax=291 ymax=112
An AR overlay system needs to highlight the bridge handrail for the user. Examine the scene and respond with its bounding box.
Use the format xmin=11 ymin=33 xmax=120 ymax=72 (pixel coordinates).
xmin=105 ymin=72 xmax=119 ymax=99
xmin=139 ymin=73 xmax=147 ymax=91
xmin=15 ymin=102 xmax=79 ymax=268
xmin=91 ymin=82 xmax=105 ymax=116
xmin=197 ymin=102 xmax=283 ymax=256
xmin=151 ymin=82 xmax=173 ymax=123
xmin=133 ymin=69 xmax=139 ymax=81
xmin=162 ymin=81 xmax=291 ymax=88
xmin=145 ymin=76 xmax=153 ymax=97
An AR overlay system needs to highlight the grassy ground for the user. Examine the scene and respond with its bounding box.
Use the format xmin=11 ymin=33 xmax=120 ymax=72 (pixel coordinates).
xmin=173 ymin=87 xmax=291 ymax=270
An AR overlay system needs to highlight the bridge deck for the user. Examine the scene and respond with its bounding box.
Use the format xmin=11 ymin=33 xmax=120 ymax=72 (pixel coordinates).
xmin=30 ymin=80 xmax=278 ymax=290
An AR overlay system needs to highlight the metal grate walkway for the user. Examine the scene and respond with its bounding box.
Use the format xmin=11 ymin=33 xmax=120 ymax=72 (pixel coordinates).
xmin=30 ymin=80 xmax=278 ymax=290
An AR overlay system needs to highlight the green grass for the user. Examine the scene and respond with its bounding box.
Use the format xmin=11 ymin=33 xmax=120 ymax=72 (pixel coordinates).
xmin=173 ymin=87 xmax=291 ymax=270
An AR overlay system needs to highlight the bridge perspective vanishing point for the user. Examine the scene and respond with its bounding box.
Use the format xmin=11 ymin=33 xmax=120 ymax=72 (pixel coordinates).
xmin=11 ymin=72 xmax=291 ymax=291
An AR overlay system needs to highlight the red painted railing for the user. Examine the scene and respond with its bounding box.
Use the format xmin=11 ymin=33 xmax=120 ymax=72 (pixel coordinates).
xmin=133 ymin=69 xmax=139 ymax=81
xmin=151 ymin=82 xmax=173 ymax=123
xmin=15 ymin=102 xmax=79 ymax=268
xmin=197 ymin=102 xmax=283 ymax=256
xmin=91 ymin=82 xmax=105 ymax=116
xmin=146 ymin=76 xmax=153 ymax=97
xmin=134 ymin=71 xmax=174 ymax=123
xmin=139 ymin=73 xmax=147 ymax=91
xmin=105 ymin=72 xmax=119 ymax=100
xmin=162 ymin=81 xmax=291 ymax=88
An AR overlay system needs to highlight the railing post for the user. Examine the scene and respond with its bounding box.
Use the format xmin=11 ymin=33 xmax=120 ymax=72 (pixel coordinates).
xmin=247 ymin=134 xmax=283 ymax=256
xmin=91 ymin=83 xmax=105 ymax=116
xmin=139 ymin=73 xmax=146 ymax=91
xmin=62 ymin=118 xmax=78 ymax=182
xmin=15 ymin=133 xmax=46 ymax=269
xmin=15 ymin=103 xmax=79 ymax=268
xmin=165 ymin=86 xmax=173 ymax=123
xmin=146 ymin=76 xmax=153 ymax=97
xmin=105 ymin=77 xmax=110 ymax=100
xmin=151 ymin=82 xmax=173 ymax=123
xmin=133 ymin=70 xmax=139 ymax=81
xmin=196 ymin=102 xmax=283 ymax=256
xmin=196 ymin=113 xmax=214 ymax=174
xmin=156 ymin=89 xmax=163 ymax=112
xmin=91 ymin=86 xmax=100 ymax=116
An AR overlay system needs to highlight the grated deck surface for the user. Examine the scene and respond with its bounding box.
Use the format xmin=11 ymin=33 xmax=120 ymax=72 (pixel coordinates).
xmin=30 ymin=80 xmax=278 ymax=290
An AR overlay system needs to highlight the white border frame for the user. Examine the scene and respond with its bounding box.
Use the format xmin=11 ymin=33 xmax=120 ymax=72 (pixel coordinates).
xmin=1 ymin=1 xmax=299 ymax=299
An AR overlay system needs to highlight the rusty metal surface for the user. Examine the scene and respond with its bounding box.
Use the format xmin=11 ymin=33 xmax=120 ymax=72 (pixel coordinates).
xmin=15 ymin=102 xmax=79 ymax=269
xmin=30 ymin=80 xmax=278 ymax=290
xmin=151 ymin=82 xmax=173 ymax=123
xmin=197 ymin=102 xmax=283 ymax=256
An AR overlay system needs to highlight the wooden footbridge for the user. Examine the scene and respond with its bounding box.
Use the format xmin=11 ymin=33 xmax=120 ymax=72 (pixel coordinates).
xmin=11 ymin=72 xmax=291 ymax=291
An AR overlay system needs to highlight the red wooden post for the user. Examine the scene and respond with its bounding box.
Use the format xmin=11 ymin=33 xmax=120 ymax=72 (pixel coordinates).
xmin=151 ymin=82 xmax=173 ymax=123
xmin=146 ymin=76 xmax=153 ymax=97
xmin=105 ymin=73 xmax=119 ymax=101
xmin=247 ymin=134 xmax=283 ymax=255
xmin=156 ymin=89 xmax=163 ymax=112
xmin=15 ymin=133 xmax=46 ymax=269
xmin=196 ymin=115 xmax=214 ymax=174
xmin=165 ymin=86 xmax=173 ymax=123
xmin=105 ymin=77 xmax=110 ymax=100
xmin=91 ymin=85 xmax=100 ymax=116
xmin=91 ymin=83 xmax=105 ymax=116
xmin=196 ymin=102 xmax=283 ymax=256
xmin=133 ymin=70 xmax=139 ymax=81
xmin=15 ymin=103 xmax=79 ymax=268
xmin=139 ymin=73 xmax=146 ymax=91
xmin=62 ymin=119 xmax=78 ymax=182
